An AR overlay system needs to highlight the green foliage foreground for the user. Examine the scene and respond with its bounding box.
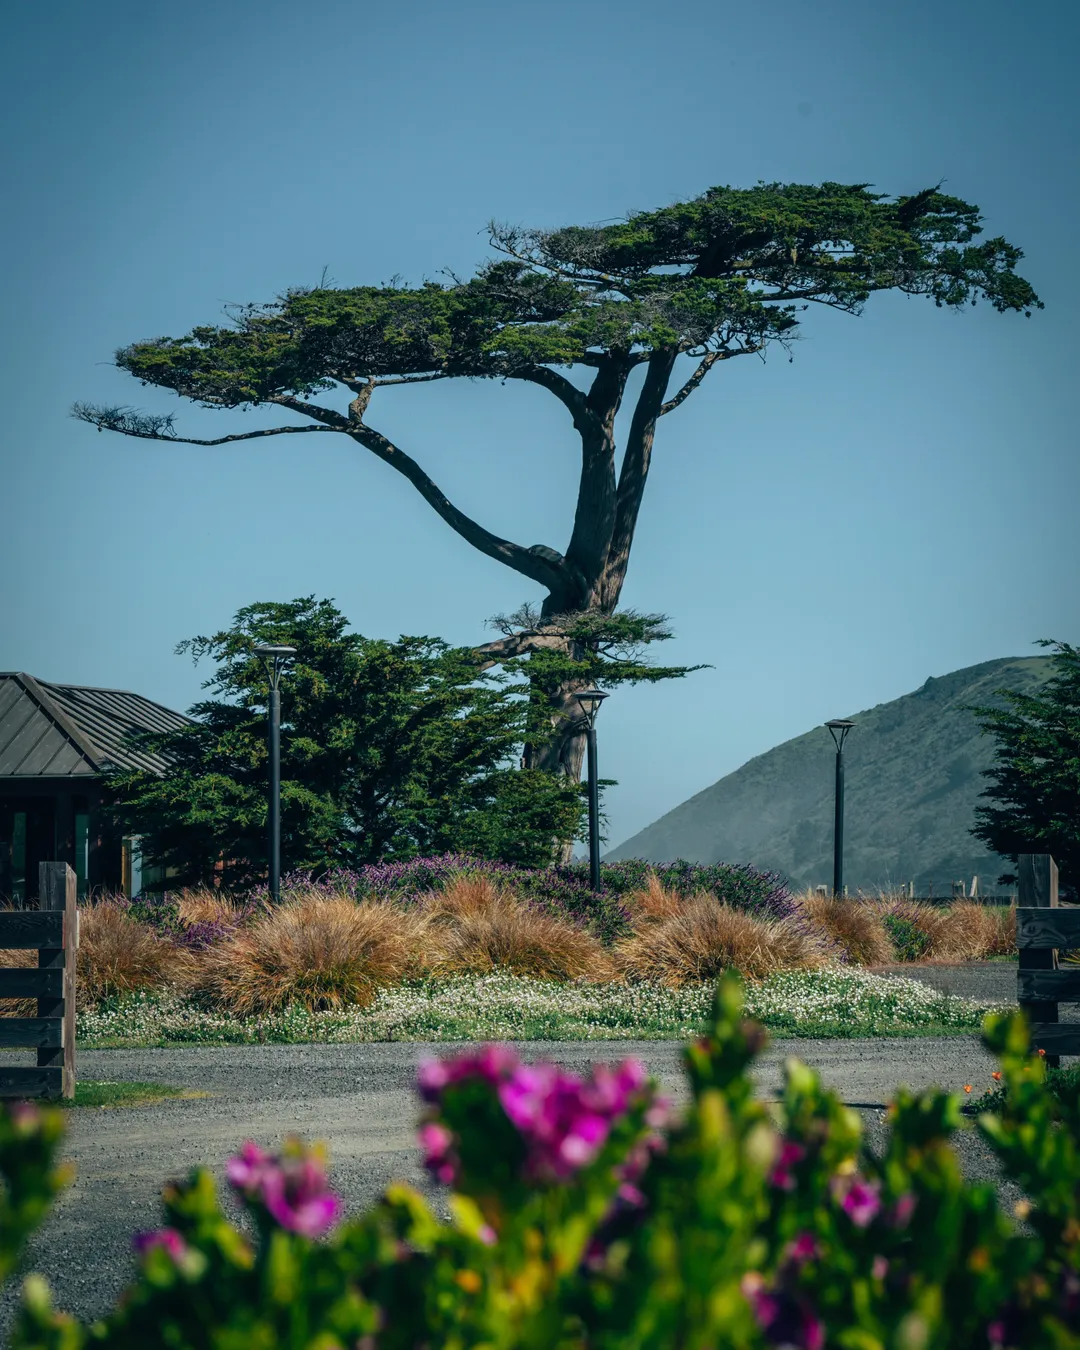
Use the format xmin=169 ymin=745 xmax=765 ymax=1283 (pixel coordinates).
xmin=4 ymin=983 xmax=1079 ymax=1349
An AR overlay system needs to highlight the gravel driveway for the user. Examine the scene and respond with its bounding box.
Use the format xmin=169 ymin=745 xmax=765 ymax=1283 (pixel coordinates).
xmin=0 ymin=1025 xmax=1022 ymax=1337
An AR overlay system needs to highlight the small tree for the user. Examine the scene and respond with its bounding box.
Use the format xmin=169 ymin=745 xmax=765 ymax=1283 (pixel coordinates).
xmin=103 ymin=598 xmax=592 ymax=884
xmin=970 ymin=640 xmax=1080 ymax=898
xmin=77 ymin=181 xmax=1040 ymax=806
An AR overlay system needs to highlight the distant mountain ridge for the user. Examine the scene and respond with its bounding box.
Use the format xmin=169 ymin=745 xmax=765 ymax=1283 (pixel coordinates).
xmin=607 ymin=657 xmax=1053 ymax=893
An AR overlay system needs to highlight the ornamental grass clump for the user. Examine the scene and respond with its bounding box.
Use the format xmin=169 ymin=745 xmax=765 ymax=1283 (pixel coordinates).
xmin=618 ymin=890 xmax=828 ymax=985
xmin=939 ymin=900 xmax=1016 ymax=959
xmin=76 ymin=899 xmax=184 ymax=1009
xmin=421 ymin=876 xmax=618 ymax=982
xmin=190 ymin=894 xmax=421 ymax=1014
xmin=796 ymin=891 xmax=895 ymax=966
xmin=877 ymin=897 xmax=1002 ymax=962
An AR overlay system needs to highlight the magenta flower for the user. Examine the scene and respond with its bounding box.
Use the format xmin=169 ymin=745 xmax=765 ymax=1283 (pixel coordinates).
xmin=786 ymin=1232 xmax=819 ymax=1265
xmin=872 ymin=1254 xmax=889 ymax=1281
xmin=987 ymin=1321 xmax=1006 ymax=1346
xmin=226 ymin=1139 xmax=343 ymax=1238
xmin=132 ymin=1228 xmax=188 ymax=1263
xmin=831 ymin=1175 xmax=881 ymax=1228
xmin=418 ymin=1122 xmax=457 ymax=1185
xmin=419 ymin=1049 xmax=656 ymax=1184
xmin=417 ymin=1045 xmax=519 ymax=1103
xmin=768 ymin=1139 xmax=806 ymax=1190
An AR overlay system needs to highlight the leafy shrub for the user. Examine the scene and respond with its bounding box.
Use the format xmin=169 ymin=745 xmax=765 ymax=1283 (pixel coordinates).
xmin=421 ymin=876 xmax=618 ymax=982
xmin=796 ymin=892 xmax=895 ymax=965
xmin=880 ymin=910 xmax=932 ymax=962
xmin=617 ymin=893 xmax=829 ymax=985
xmin=188 ymin=894 xmax=423 ymax=1014
xmin=6 ymin=984 xmax=1080 ymax=1349
xmin=76 ymin=900 xmax=183 ymax=1009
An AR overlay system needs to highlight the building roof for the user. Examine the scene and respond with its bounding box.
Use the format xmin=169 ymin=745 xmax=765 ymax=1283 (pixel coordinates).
xmin=0 ymin=673 xmax=191 ymax=779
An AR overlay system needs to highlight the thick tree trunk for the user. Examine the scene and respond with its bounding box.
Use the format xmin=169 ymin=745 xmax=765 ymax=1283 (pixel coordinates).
xmin=521 ymin=590 xmax=618 ymax=866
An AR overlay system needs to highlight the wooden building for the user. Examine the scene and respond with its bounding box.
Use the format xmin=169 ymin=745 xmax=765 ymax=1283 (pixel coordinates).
xmin=0 ymin=673 xmax=189 ymax=903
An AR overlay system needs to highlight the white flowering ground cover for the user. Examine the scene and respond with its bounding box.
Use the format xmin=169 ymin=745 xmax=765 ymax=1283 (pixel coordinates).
xmin=76 ymin=969 xmax=1003 ymax=1048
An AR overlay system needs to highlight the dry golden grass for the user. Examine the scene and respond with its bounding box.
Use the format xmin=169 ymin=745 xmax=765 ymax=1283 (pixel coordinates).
xmin=617 ymin=892 xmax=828 ymax=986
xmin=77 ymin=900 xmax=184 ymax=1008
xmin=932 ymin=901 xmax=1016 ymax=960
xmin=422 ymin=876 xmax=617 ymax=982
xmin=189 ymin=894 xmax=423 ymax=1014
xmin=869 ymin=896 xmax=1016 ymax=962
xmin=621 ymin=872 xmax=685 ymax=925
xmin=796 ymin=892 xmax=895 ymax=966
xmin=175 ymin=889 xmax=250 ymax=928
xmin=0 ymin=945 xmax=37 ymax=1017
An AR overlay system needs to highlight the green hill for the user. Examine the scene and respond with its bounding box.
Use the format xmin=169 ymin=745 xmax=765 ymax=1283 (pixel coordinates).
xmin=607 ymin=656 xmax=1053 ymax=894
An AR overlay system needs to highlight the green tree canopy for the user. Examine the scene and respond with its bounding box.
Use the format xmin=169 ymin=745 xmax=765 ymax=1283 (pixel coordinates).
xmin=78 ymin=182 xmax=1040 ymax=810
xmin=970 ymin=641 xmax=1080 ymax=898
xmin=103 ymin=598 xmax=601 ymax=885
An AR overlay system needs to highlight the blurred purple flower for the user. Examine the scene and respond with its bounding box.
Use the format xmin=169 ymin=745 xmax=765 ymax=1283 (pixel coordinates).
xmin=832 ymin=1175 xmax=881 ymax=1228
xmin=768 ymin=1139 xmax=806 ymax=1190
xmin=132 ymin=1227 xmax=188 ymax=1263
xmin=418 ymin=1122 xmax=457 ymax=1185
xmin=786 ymin=1233 xmax=819 ymax=1266
xmin=418 ymin=1049 xmax=654 ymax=1183
xmin=226 ymin=1139 xmax=342 ymax=1238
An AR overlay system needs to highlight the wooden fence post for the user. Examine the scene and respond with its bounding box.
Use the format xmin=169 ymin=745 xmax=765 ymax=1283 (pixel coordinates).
xmin=37 ymin=862 xmax=77 ymax=1099
xmin=1017 ymin=853 xmax=1059 ymax=1069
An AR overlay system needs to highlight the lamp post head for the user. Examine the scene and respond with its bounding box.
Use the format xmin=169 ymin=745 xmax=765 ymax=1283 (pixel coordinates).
xmin=825 ymin=718 xmax=855 ymax=753
xmin=254 ymin=645 xmax=296 ymax=690
xmin=575 ymin=687 xmax=609 ymax=727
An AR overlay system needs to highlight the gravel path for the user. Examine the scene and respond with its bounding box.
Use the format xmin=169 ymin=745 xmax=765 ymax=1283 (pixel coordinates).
xmin=0 ymin=1030 xmax=1018 ymax=1337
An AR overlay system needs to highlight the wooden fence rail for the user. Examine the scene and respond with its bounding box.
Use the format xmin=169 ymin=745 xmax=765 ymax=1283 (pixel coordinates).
xmin=1016 ymin=853 xmax=1080 ymax=1067
xmin=0 ymin=862 xmax=77 ymax=1100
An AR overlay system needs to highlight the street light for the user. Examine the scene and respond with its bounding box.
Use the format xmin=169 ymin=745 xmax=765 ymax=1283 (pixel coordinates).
xmin=254 ymin=645 xmax=296 ymax=903
xmin=575 ymin=688 xmax=608 ymax=891
xmin=825 ymin=719 xmax=855 ymax=898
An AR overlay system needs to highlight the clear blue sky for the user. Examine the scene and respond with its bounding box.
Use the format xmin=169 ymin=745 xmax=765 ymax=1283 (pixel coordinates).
xmin=1 ymin=0 xmax=1076 ymax=851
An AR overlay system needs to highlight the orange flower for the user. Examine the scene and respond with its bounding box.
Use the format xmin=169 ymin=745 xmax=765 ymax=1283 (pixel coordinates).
xmin=1037 ymin=1048 xmax=1046 ymax=1057
xmin=963 ymin=1085 xmax=973 ymax=1093
xmin=992 ymin=1071 xmax=1002 ymax=1082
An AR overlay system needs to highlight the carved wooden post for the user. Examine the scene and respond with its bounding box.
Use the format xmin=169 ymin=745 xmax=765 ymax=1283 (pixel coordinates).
xmin=1017 ymin=854 xmax=1058 ymax=1069
xmin=37 ymin=862 xmax=77 ymax=1099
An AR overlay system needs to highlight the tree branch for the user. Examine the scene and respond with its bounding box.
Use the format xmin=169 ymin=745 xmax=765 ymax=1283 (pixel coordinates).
xmin=76 ymin=395 xmax=572 ymax=597
xmin=658 ymin=342 xmax=764 ymax=415
xmin=508 ymin=365 xmax=594 ymax=434
xmin=72 ymin=402 xmax=340 ymax=445
xmin=343 ymin=413 xmax=572 ymax=593
xmin=601 ymin=349 xmax=678 ymax=607
xmin=659 ymin=353 xmax=722 ymax=415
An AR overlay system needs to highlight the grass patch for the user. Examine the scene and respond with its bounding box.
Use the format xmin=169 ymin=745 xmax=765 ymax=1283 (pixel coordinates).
xmin=77 ymin=970 xmax=1003 ymax=1047
xmin=62 ymin=1081 xmax=206 ymax=1110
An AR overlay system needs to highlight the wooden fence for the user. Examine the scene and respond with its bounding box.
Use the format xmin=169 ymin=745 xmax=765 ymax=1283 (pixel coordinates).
xmin=1016 ymin=853 xmax=1080 ymax=1068
xmin=0 ymin=862 xmax=77 ymax=1100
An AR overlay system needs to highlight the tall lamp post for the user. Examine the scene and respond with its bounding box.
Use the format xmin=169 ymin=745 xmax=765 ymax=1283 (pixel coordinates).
xmin=825 ymin=719 xmax=855 ymax=898
xmin=576 ymin=688 xmax=608 ymax=891
xmin=254 ymin=645 xmax=296 ymax=904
